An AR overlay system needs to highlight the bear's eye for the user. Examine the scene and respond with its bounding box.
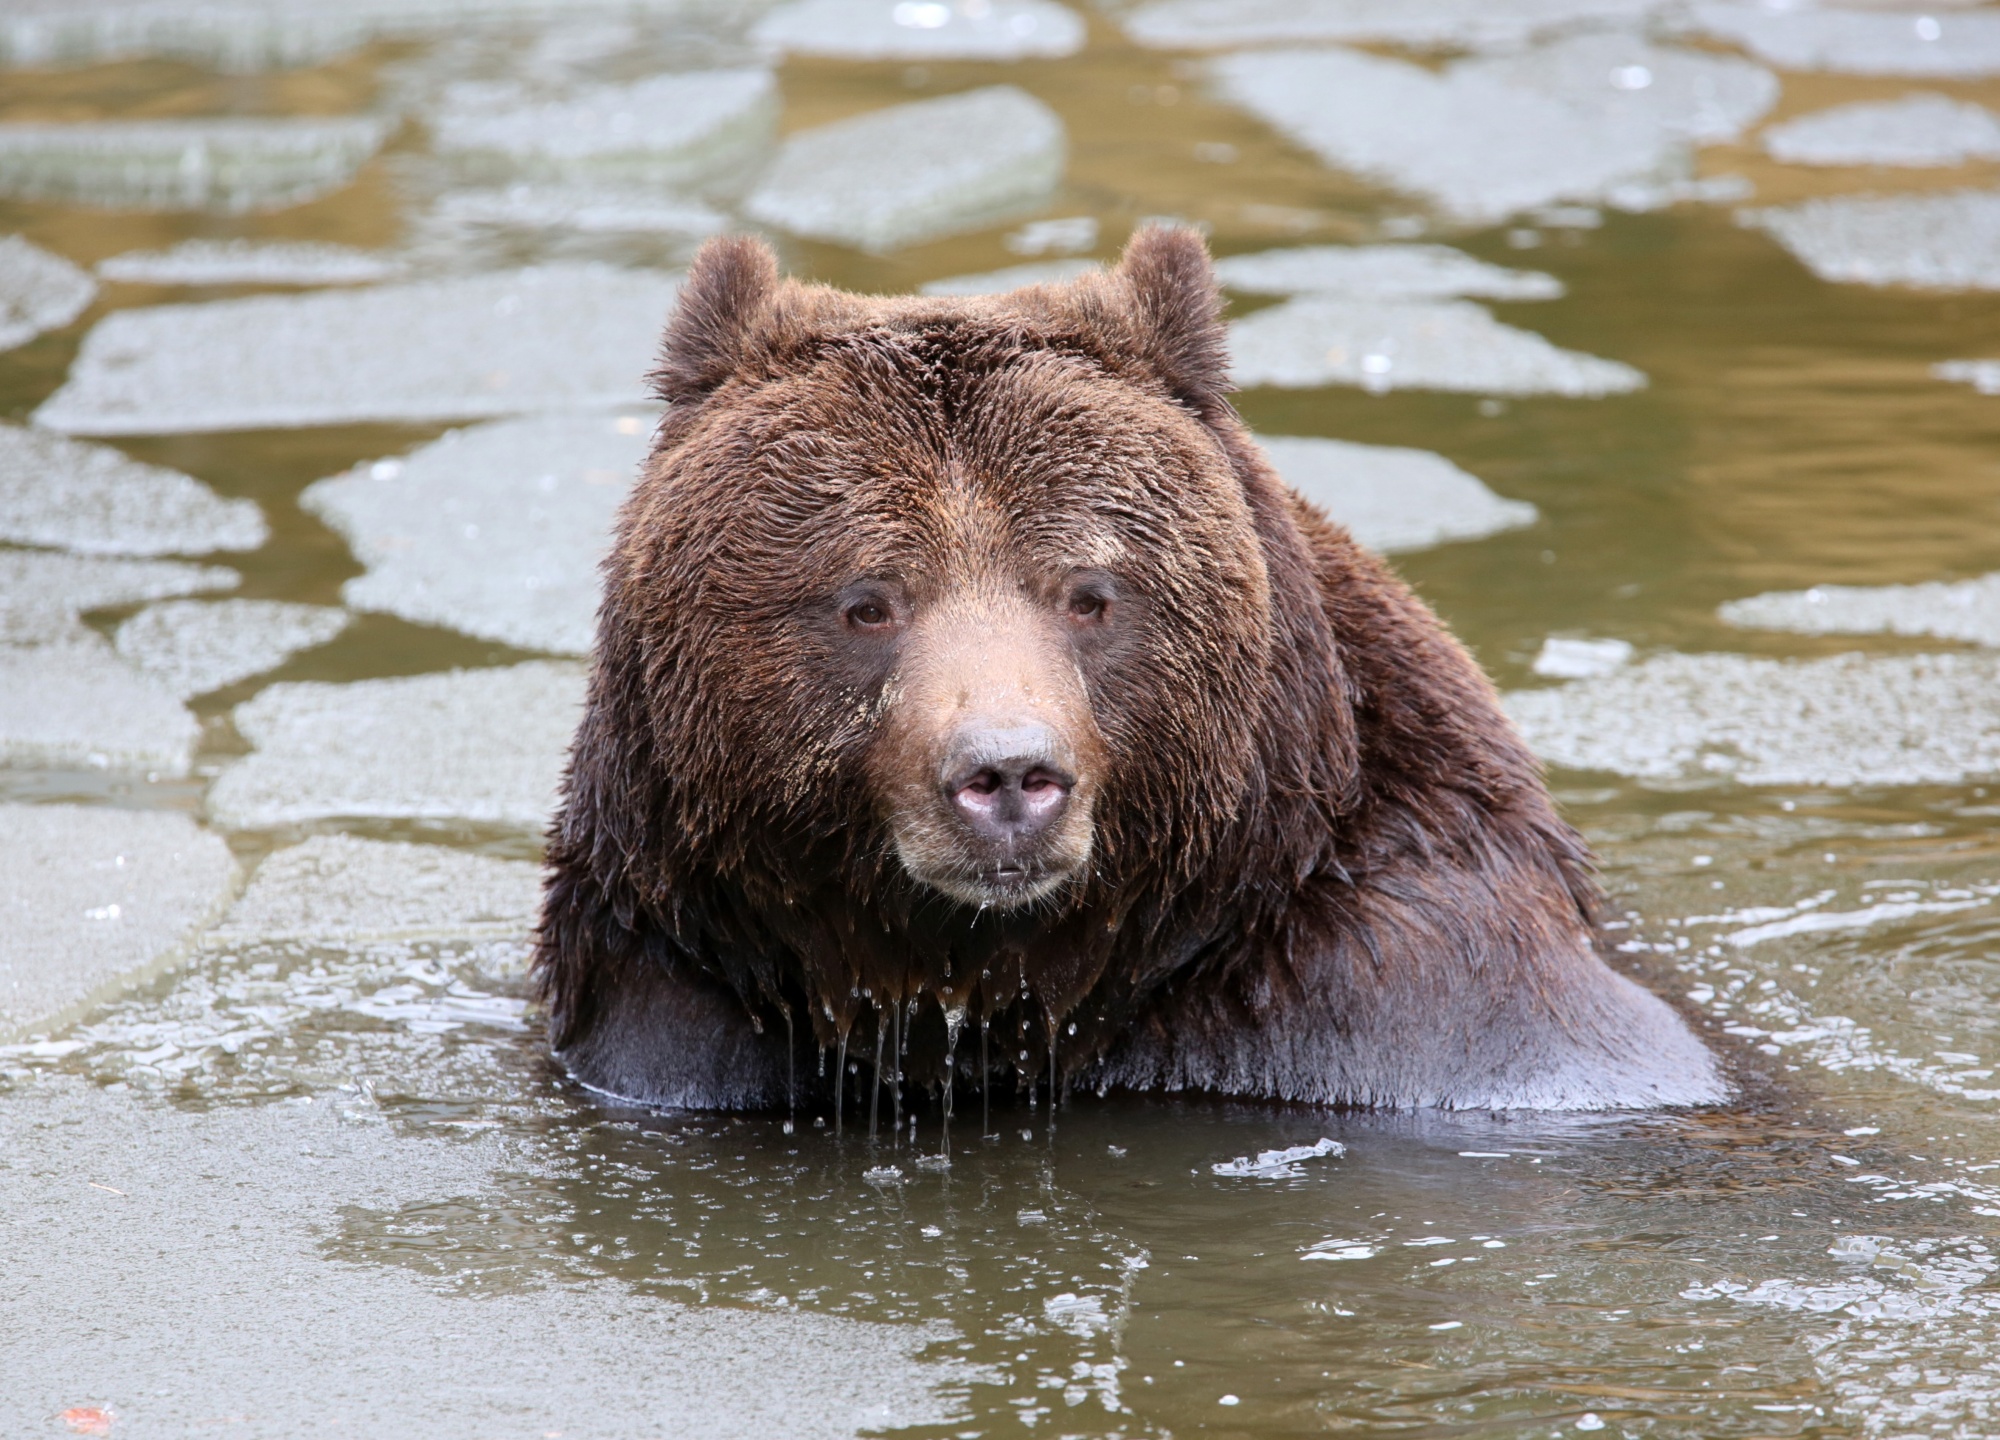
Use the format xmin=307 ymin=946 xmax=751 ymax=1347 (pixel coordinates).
xmin=846 ymin=599 xmax=893 ymax=630
xmin=1067 ymin=591 xmax=1109 ymax=624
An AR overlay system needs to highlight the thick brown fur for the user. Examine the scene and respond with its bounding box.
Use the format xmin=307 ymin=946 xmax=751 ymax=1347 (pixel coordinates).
xmin=532 ymin=229 xmax=1722 ymax=1113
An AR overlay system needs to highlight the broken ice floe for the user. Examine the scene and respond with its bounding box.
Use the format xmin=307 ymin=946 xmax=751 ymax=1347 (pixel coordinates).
xmin=918 ymin=259 xmax=1100 ymax=295
xmin=753 ymin=0 xmax=1084 ymax=59
xmin=35 ymin=263 xmax=679 ymax=436
xmin=1257 ymin=435 xmax=1537 ymax=552
xmin=213 ymin=834 xmax=540 ymax=943
xmin=1126 ymin=0 xmax=1658 ymax=52
xmin=419 ymin=184 xmax=727 ymax=241
xmin=1719 ymin=573 xmax=2000 ymax=649
xmin=301 ymin=413 xmax=646 ymax=656
xmin=0 ymin=804 xmax=235 ymax=1039
xmin=0 ymin=550 xmax=237 ymax=645
xmin=1740 ymin=190 xmax=2000 ymax=291
xmin=428 ymin=69 xmax=776 ymax=185
xmin=98 ymin=239 xmax=405 ymax=286
xmin=1532 ymin=636 xmax=1633 ymax=679
xmin=744 ymin=86 xmax=1065 ymax=252
xmin=1209 ymin=42 xmax=1747 ymax=226
xmin=1505 ymin=651 xmax=2000 ymax=786
xmin=1212 ymin=1138 xmax=1345 ymax=1178
xmin=114 ymin=600 xmax=349 ymax=700
xmin=1937 ymin=360 xmax=2000 ymax=396
xmin=1762 ymin=95 xmax=2000 ymax=170
xmin=0 ymin=425 xmax=265 ymax=557
xmin=0 ymin=117 xmax=394 ymax=213
xmin=0 ymin=638 xmax=200 ymax=774
xmin=1006 ymin=215 xmax=1096 ymax=255
xmin=1690 ymin=4 xmax=2000 ymax=79
xmin=205 ymin=661 xmax=585 ymax=830
xmin=0 ymin=235 xmax=94 ymax=350
xmin=1229 ymin=298 xmax=1646 ymax=396
xmin=1214 ymin=244 xmax=1562 ymax=301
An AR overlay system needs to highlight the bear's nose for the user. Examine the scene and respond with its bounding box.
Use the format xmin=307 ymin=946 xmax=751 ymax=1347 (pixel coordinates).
xmin=941 ymin=724 xmax=1075 ymax=847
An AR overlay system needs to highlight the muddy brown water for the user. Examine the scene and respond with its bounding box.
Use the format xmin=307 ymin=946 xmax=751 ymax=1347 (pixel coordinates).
xmin=7 ymin=8 xmax=2000 ymax=1438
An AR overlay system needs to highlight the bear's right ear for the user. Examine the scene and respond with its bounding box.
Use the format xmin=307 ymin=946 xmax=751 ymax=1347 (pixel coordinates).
xmin=1112 ymin=226 xmax=1230 ymax=416
xmin=650 ymin=234 xmax=780 ymax=406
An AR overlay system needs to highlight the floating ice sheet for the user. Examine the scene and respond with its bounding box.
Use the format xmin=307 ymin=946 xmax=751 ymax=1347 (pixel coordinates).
xmin=744 ymin=85 xmax=1065 ymax=252
xmin=206 ymin=661 xmax=585 ymax=830
xmin=1937 ymin=359 xmax=2000 ymax=396
xmin=0 ymin=550 xmax=237 ymax=644
xmin=0 ymin=806 xmax=235 ymax=1038
xmin=1741 ymin=190 xmax=2000 ymax=291
xmin=1761 ymin=95 xmax=2000 ymax=169
xmin=98 ymin=239 xmax=405 ymax=286
xmin=1212 ymin=1138 xmax=1345 ymax=1179
xmin=35 ymin=263 xmax=680 ymax=436
xmin=1505 ymin=651 xmax=2000 ymax=786
xmin=114 ymin=599 xmax=349 ymax=699
xmin=1229 ymin=297 xmax=1646 ymax=396
xmin=1257 ymin=435 xmax=1538 ymax=552
xmin=1214 ymin=244 xmax=1562 ymax=301
xmin=0 ymin=638 xmax=201 ymax=773
xmin=429 ymin=69 xmax=776 ymax=184
xmin=0 ymin=235 xmax=93 ymax=350
xmin=1532 ymin=636 xmax=1633 ymax=679
xmin=421 ymin=183 xmax=727 ymax=239
xmin=1719 ymin=572 xmax=2000 ymax=649
xmin=1208 ymin=47 xmax=1676 ymax=226
xmin=1460 ymin=34 xmax=1778 ymax=146
xmin=0 ymin=424 xmax=265 ymax=557
xmin=918 ymin=258 xmax=1101 ymax=295
xmin=1126 ymin=0 xmax=1659 ymax=52
xmin=0 ymin=117 xmax=394 ymax=213
xmin=1691 ymin=4 xmax=2000 ymax=79
xmin=753 ymin=0 xmax=1084 ymax=59
xmin=215 ymin=834 xmax=540 ymax=942
xmin=302 ymin=413 xmax=646 ymax=655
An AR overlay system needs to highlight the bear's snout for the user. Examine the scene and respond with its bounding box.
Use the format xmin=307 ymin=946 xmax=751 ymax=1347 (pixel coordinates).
xmin=941 ymin=723 xmax=1075 ymax=849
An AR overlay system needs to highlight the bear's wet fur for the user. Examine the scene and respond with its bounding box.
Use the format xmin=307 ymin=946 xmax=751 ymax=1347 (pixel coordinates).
xmin=533 ymin=228 xmax=1723 ymax=1113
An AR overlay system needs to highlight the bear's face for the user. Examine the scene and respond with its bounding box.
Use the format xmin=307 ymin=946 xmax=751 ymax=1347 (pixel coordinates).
xmin=628 ymin=263 xmax=1276 ymax=918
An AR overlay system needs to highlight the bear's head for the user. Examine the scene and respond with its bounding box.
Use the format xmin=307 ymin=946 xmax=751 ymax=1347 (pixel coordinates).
xmin=569 ymin=228 xmax=1356 ymax=1040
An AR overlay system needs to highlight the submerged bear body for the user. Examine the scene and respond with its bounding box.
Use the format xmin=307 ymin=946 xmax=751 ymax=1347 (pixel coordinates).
xmin=532 ymin=229 xmax=1723 ymax=1114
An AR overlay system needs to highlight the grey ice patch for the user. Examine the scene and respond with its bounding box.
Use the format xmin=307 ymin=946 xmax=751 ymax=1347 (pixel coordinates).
xmin=1212 ymin=1138 xmax=1345 ymax=1179
xmin=300 ymin=413 xmax=647 ymax=656
xmin=1532 ymin=636 xmax=1634 ymax=679
xmin=1741 ymin=189 xmax=2000 ymax=291
xmin=0 ymin=550 xmax=237 ymax=645
xmin=1459 ymin=33 xmax=1778 ymax=146
xmin=1213 ymin=243 xmax=1562 ymax=301
xmin=0 ymin=806 xmax=235 ymax=1039
xmin=0 ymin=638 xmax=202 ymax=775
xmin=1937 ymin=359 xmax=2000 ymax=395
xmin=206 ymin=661 xmax=585 ymax=830
xmin=744 ymin=85 xmax=1065 ymax=252
xmin=1719 ymin=572 xmax=2000 ymax=649
xmin=0 ymin=116 xmax=393 ymax=213
xmin=0 ymin=234 xmax=94 ymax=349
xmin=1126 ymin=0 xmax=1660 ymax=52
xmin=98 ymin=238 xmax=406 ymax=285
xmin=753 ymin=0 xmax=1085 ymax=59
xmin=1761 ymin=95 xmax=2000 ymax=169
xmin=114 ymin=599 xmax=350 ymax=699
xmin=0 ymin=1083 xmax=966 ymax=1440
xmin=419 ymin=183 xmax=728 ymax=239
xmin=1229 ymin=297 xmax=1646 ymax=396
xmin=919 ymin=258 xmax=1101 ymax=295
xmin=0 ymin=424 xmax=265 ymax=557
xmin=1690 ymin=4 xmax=2000 ymax=79
xmin=1506 ymin=650 xmax=2000 ymax=786
xmin=214 ymin=833 xmax=541 ymax=942
xmin=1006 ymin=214 xmax=1097 ymax=255
xmin=35 ymin=263 xmax=680 ymax=436
xmin=428 ymin=68 xmax=776 ymax=184
xmin=1257 ymin=435 xmax=1538 ymax=552
xmin=1208 ymin=47 xmax=1678 ymax=226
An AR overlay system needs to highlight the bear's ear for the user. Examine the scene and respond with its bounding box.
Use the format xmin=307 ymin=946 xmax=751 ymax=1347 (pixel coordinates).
xmin=650 ymin=233 xmax=780 ymax=406
xmin=1113 ymin=225 xmax=1230 ymax=414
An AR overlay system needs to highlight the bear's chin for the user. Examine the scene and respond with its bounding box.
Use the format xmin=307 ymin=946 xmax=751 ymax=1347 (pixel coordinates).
xmin=907 ymin=860 xmax=1082 ymax=913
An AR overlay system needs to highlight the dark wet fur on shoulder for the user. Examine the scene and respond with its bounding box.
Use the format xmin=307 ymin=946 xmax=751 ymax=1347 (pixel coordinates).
xmin=533 ymin=229 xmax=1722 ymax=1114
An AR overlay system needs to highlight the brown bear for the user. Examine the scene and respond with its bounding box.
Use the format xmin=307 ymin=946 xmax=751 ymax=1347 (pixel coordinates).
xmin=532 ymin=227 xmax=1722 ymax=1116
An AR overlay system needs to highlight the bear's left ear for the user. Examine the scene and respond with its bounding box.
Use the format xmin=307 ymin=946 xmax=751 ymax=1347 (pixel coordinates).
xmin=650 ymin=233 xmax=780 ymax=406
xmin=1113 ymin=226 xmax=1230 ymax=414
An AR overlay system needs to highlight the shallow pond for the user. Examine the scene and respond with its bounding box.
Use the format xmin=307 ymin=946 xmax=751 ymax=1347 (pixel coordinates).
xmin=6 ymin=3 xmax=2000 ymax=1436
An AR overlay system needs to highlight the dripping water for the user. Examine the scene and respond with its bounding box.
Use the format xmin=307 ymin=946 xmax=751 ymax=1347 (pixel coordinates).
xmin=978 ymin=1014 xmax=990 ymax=1138
xmin=942 ymin=1002 xmax=966 ymax=1153
xmin=869 ymin=1009 xmax=884 ymax=1140
xmin=833 ymin=1026 xmax=849 ymax=1137
xmin=891 ymin=998 xmax=904 ymax=1144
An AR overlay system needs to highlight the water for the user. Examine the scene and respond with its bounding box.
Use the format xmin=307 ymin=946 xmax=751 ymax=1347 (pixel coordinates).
xmin=6 ymin=6 xmax=2000 ymax=1435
